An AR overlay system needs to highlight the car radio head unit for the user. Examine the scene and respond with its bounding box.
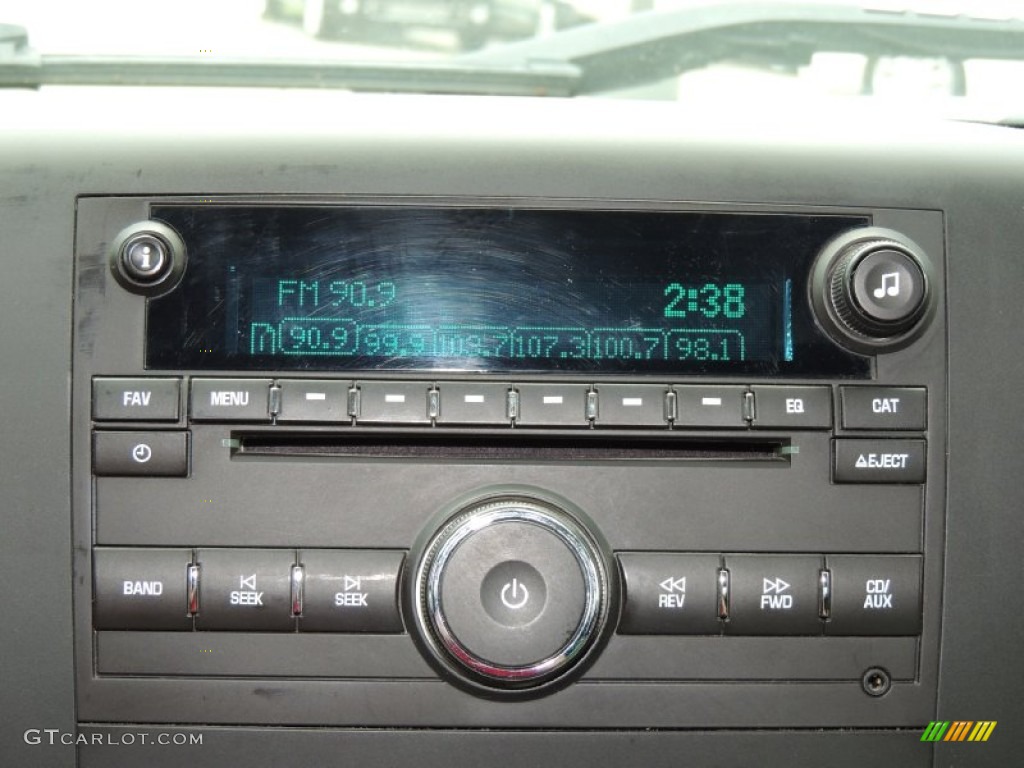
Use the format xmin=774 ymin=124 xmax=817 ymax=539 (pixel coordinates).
xmin=72 ymin=196 xmax=946 ymax=724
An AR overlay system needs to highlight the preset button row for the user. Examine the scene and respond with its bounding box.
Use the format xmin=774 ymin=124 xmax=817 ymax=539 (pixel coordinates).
xmin=93 ymin=548 xmax=404 ymax=633
xmin=93 ymin=377 xmax=927 ymax=431
xmin=618 ymin=553 xmax=922 ymax=636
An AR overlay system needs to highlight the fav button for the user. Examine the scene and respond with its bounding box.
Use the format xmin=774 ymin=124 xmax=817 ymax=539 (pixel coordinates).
xmin=92 ymin=377 xmax=181 ymax=421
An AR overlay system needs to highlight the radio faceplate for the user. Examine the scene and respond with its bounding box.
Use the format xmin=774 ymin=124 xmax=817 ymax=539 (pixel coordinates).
xmin=72 ymin=197 xmax=946 ymax=727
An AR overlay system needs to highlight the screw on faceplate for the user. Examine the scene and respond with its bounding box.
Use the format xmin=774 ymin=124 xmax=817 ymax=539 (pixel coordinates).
xmin=862 ymin=667 xmax=892 ymax=697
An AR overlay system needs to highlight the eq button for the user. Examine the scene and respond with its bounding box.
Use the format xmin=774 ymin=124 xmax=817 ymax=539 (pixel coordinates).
xmin=751 ymin=386 xmax=832 ymax=429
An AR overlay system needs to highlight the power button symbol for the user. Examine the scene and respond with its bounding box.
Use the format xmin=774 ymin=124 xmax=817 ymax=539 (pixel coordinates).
xmin=482 ymin=561 xmax=546 ymax=627
xmin=501 ymin=578 xmax=530 ymax=610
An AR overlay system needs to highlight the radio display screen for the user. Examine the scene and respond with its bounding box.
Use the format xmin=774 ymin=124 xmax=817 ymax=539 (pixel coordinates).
xmin=146 ymin=206 xmax=870 ymax=376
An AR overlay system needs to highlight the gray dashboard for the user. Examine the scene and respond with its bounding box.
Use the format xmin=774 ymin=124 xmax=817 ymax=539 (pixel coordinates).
xmin=1 ymin=86 xmax=1022 ymax=767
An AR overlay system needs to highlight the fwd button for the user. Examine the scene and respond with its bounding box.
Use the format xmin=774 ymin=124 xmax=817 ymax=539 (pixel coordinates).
xmin=724 ymin=555 xmax=822 ymax=635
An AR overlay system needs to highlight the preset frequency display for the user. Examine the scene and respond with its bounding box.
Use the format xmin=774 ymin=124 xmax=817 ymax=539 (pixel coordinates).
xmin=146 ymin=206 xmax=870 ymax=376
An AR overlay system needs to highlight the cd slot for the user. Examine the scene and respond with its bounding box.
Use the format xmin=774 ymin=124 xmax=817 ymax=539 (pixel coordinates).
xmin=233 ymin=432 xmax=789 ymax=463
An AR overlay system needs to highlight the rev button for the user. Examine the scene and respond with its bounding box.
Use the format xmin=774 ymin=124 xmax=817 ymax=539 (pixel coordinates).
xmin=617 ymin=553 xmax=721 ymax=634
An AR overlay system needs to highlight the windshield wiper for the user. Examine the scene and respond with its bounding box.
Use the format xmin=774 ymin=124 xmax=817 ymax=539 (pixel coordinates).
xmin=0 ymin=23 xmax=579 ymax=97
xmin=461 ymin=1 xmax=1024 ymax=95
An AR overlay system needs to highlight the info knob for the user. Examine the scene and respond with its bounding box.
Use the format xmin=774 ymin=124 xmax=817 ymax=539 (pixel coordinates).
xmin=409 ymin=495 xmax=612 ymax=694
xmin=811 ymin=228 xmax=935 ymax=353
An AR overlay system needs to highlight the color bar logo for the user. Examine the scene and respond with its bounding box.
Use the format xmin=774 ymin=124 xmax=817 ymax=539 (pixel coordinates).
xmin=921 ymin=721 xmax=997 ymax=742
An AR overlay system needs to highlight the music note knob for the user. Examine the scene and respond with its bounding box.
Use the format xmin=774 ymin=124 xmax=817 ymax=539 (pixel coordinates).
xmin=811 ymin=230 xmax=933 ymax=352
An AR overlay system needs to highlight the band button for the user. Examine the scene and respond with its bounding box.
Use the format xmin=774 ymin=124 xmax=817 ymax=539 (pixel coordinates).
xmin=93 ymin=547 xmax=192 ymax=630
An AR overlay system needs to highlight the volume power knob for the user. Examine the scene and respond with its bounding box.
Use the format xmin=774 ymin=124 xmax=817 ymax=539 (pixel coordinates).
xmin=410 ymin=496 xmax=611 ymax=695
xmin=812 ymin=229 xmax=934 ymax=353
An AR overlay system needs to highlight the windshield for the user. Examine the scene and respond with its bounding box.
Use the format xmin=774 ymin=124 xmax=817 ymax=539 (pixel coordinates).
xmin=3 ymin=0 xmax=1024 ymax=112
